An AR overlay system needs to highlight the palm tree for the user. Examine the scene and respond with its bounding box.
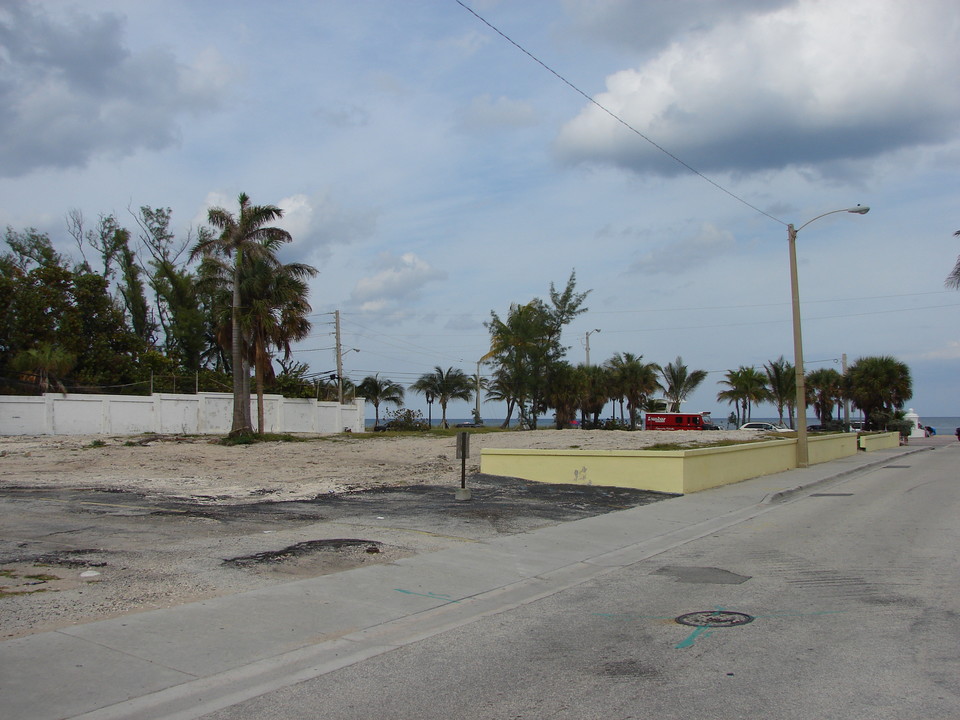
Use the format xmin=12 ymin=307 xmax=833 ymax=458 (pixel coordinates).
xmin=845 ymin=356 xmax=912 ymax=428
xmin=946 ymin=229 xmax=960 ymax=288
xmin=242 ymin=256 xmax=316 ymax=433
xmin=717 ymin=366 xmax=770 ymax=425
xmin=192 ymin=193 xmax=291 ymax=437
xmin=578 ymin=364 xmax=610 ymax=427
xmin=606 ymin=353 xmax=661 ymax=429
xmin=659 ymin=356 xmax=707 ymax=413
xmin=544 ymin=362 xmax=583 ymax=428
xmin=410 ymin=366 xmax=473 ymax=429
xmin=806 ymin=367 xmax=844 ymax=425
xmin=357 ymin=374 xmax=405 ymax=427
xmin=764 ymin=356 xmax=795 ymax=427
xmin=13 ymin=342 xmax=75 ymax=394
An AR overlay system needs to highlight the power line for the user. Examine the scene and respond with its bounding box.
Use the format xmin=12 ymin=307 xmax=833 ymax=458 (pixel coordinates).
xmin=454 ymin=0 xmax=786 ymax=226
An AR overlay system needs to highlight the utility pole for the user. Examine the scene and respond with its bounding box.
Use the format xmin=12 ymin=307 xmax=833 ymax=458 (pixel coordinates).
xmin=842 ymin=352 xmax=849 ymax=428
xmin=335 ymin=310 xmax=344 ymax=404
xmin=475 ymin=359 xmax=482 ymax=422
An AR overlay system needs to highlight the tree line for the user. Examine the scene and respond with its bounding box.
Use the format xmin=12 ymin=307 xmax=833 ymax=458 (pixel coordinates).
xmin=0 ymin=194 xmax=324 ymax=437
xmin=360 ymin=273 xmax=913 ymax=432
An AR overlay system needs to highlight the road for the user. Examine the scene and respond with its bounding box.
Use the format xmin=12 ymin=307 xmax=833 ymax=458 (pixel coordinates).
xmin=200 ymin=443 xmax=960 ymax=720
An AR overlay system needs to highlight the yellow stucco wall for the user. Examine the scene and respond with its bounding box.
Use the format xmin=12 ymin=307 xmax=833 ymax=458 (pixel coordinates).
xmin=858 ymin=432 xmax=900 ymax=451
xmin=480 ymin=434 xmax=858 ymax=494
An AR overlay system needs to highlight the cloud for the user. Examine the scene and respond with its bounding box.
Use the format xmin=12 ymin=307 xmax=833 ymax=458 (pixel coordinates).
xmin=630 ymin=223 xmax=736 ymax=275
xmin=455 ymin=94 xmax=539 ymax=134
xmin=192 ymin=190 xmax=377 ymax=264
xmin=556 ymin=0 xmax=960 ymax=177
xmin=917 ymin=340 xmax=960 ymax=361
xmin=563 ymin=0 xmax=792 ymax=54
xmin=350 ymin=251 xmax=447 ymax=313
xmin=0 ymin=2 xmax=230 ymax=177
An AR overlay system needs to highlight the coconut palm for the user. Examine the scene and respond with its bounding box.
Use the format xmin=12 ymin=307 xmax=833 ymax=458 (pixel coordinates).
xmin=410 ymin=366 xmax=473 ymax=429
xmin=191 ymin=193 xmax=291 ymax=437
xmin=357 ymin=374 xmax=405 ymax=427
xmin=764 ymin=356 xmax=795 ymax=427
xmin=659 ymin=356 xmax=707 ymax=413
xmin=606 ymin=352 xmax=661 ymax=429
xmin=717 ymin=366 xmax=770 ymax=425
xmin=241 ymin=256 xmax=317 ymax=433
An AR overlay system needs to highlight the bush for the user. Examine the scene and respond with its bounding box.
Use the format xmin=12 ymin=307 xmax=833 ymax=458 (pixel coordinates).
xmin=383 ymin=407 xmax=429 ymax=431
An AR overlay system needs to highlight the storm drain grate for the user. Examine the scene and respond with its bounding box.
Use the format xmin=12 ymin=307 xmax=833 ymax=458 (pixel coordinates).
xmin=675 ymin=611 xmax=754 ymax=628
xmin=810 ymin=493 xmax=853 ymax=496
xmin=883 ymin=465 xmax=911 ymax=469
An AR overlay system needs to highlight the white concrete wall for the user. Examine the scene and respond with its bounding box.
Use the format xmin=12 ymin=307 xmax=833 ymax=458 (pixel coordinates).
xmin=0 ymin=392 xmax=365 ymax=436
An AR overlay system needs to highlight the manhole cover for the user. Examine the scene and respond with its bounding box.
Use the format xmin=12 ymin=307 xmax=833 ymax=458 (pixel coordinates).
xmin=675 ymin=611 xmax=754 ymax=627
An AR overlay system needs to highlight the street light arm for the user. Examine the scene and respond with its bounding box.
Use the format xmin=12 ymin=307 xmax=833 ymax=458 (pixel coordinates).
xmin=795 ymin=206 xmax=869 ymax=234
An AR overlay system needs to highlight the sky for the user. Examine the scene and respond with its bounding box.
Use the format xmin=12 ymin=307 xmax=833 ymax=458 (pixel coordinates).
xmin=2 ymin=0 xmax=959 ymax=421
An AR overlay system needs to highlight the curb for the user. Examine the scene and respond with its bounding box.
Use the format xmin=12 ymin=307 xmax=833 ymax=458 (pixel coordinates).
xmin=760 ymin=446 xmax=932 ymax=504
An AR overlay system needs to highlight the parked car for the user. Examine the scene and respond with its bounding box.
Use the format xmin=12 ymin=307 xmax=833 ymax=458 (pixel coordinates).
xmin=740 ymin=421 xmax=792 ymax=432
xmin=454 ymin=421 xmax=484 ymax=428
xmin=702 ymin=421 xmax=723 ymax=430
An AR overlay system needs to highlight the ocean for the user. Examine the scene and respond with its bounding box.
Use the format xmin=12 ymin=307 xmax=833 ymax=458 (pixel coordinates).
xmin=366 ymin=416 xmax=960 ymax=433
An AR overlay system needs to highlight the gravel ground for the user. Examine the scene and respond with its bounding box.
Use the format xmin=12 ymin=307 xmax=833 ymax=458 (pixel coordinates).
xmin=0 ymin=429 xmax=764 ymax=638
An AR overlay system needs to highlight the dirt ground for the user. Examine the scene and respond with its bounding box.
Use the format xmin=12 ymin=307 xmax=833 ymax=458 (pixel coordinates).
xmin=0 ymin=429 xmax=756 ymax=638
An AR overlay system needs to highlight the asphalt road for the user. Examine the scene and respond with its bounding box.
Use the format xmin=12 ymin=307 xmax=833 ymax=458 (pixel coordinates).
xmin=199 ymin=443 xmax=960 ymax=720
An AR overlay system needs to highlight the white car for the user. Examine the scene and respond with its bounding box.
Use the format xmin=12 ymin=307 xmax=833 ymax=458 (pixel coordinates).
xmin=740 ymin=421 xmax=793 ymax=432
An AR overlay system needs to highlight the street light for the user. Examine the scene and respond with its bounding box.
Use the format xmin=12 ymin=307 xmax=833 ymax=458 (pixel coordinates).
xmin=788 ymin=205 xmax=869 ymax=467
xmin=585 ymin=328 xmax=601 ymax=366
xmin=337 ymin=347 xmax=359 ymax=404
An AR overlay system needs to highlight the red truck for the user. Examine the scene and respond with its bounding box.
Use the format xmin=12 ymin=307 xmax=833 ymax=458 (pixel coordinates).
xmin=644 ymin=412 xmax=719 ymax=430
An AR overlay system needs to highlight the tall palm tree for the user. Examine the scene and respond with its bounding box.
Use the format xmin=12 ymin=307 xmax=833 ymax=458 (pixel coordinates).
xmin=192 ymin=193 xmax=292 ymax=437
xmin=659 ymin=356 xmax=707 ymax=413
xmin=717 ymin=366 xmax=770 ymax=425
xmin=485 ymin=366 xmax=519 ymax=429
xmin=606 ymin=352 xmax=661 ymax=429
xmin=242 ymin=255 xmax=317 ymax=433
xmin=357 ymin=374 xmax=405 ymax=427
xmin=764 ymin=356 xmax=795 ymax=427
xmin=411 ymin=366 xmax=473 ymax=429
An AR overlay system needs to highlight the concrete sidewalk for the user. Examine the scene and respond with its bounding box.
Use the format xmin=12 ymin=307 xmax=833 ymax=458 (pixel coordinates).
xmin=1 ymin=441 xmax=944 ymax=720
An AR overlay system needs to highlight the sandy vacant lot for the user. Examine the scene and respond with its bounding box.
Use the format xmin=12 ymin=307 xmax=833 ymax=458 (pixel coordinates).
xmin=0 ymin=429 xmax=757 ymax=637
xmin=0 ymin=429 xmax=758 ymax=503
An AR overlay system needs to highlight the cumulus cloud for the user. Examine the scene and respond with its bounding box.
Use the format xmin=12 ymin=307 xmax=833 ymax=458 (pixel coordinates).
xmin=563 ymin=0 xmax=791 ymax=54
xmin=193 ymin=190 xmax=377 ymax=263
xmin=556 ymin=0 xmax=960 ymax=177
xmin=630 ymin=223 xmax=735 ymax=275
xmin=349 ymin=251 xmax=447 ymax=313
xmin=0 ymin=2 xmax=230 ymax=177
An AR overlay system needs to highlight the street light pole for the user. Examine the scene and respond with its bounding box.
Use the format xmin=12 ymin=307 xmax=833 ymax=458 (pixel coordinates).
xmin=585 ymin=328 xmax=601 ymax=366
xmin=788 ymin=206 xmax=869 ymax=468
